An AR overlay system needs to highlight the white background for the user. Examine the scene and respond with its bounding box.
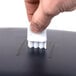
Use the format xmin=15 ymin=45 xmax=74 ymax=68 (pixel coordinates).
xmin=0 ymin=0 xmax=76 ymax=32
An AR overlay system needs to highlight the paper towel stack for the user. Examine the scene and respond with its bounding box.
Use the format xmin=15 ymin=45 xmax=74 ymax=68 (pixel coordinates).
xmin=27 ymin=25 xmax=47 ymax=49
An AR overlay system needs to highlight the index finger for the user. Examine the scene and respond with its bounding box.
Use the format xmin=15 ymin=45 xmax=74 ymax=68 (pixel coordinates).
xmin=24 ymin=0 xmax=39 ymax=21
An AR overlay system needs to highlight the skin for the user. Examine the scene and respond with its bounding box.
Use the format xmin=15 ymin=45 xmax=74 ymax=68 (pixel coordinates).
xmin=25 ymin=0 xmax=76 ymax=33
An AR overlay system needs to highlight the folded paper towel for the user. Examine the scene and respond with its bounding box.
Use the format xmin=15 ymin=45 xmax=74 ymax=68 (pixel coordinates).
xmin=27 ymin=25 xmax=47 ymax=49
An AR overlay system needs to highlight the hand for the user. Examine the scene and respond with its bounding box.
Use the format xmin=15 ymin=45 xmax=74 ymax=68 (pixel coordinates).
xmin=25 ymin=0 xmax=76 ymax=33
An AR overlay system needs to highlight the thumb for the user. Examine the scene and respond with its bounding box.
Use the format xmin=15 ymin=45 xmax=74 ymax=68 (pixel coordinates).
xmin=30 ymin=4 xmax=52 ymax=33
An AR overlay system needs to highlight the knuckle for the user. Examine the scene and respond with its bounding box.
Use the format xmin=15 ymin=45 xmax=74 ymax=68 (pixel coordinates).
xmin=31 ymin=22 xmax=44 ymax=33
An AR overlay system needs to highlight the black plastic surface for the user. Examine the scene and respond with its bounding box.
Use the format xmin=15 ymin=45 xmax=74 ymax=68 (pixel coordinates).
xmin=0 ymin=28 xmax=76 ymax=76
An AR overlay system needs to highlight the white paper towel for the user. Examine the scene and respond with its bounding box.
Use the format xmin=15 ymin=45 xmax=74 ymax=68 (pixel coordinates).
xmin=27 ymin=24 xmax=47 ymax=49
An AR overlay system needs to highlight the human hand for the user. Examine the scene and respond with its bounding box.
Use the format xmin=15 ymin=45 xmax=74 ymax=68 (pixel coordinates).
xmin=25 ymin=0 xmax=76 ymax=33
